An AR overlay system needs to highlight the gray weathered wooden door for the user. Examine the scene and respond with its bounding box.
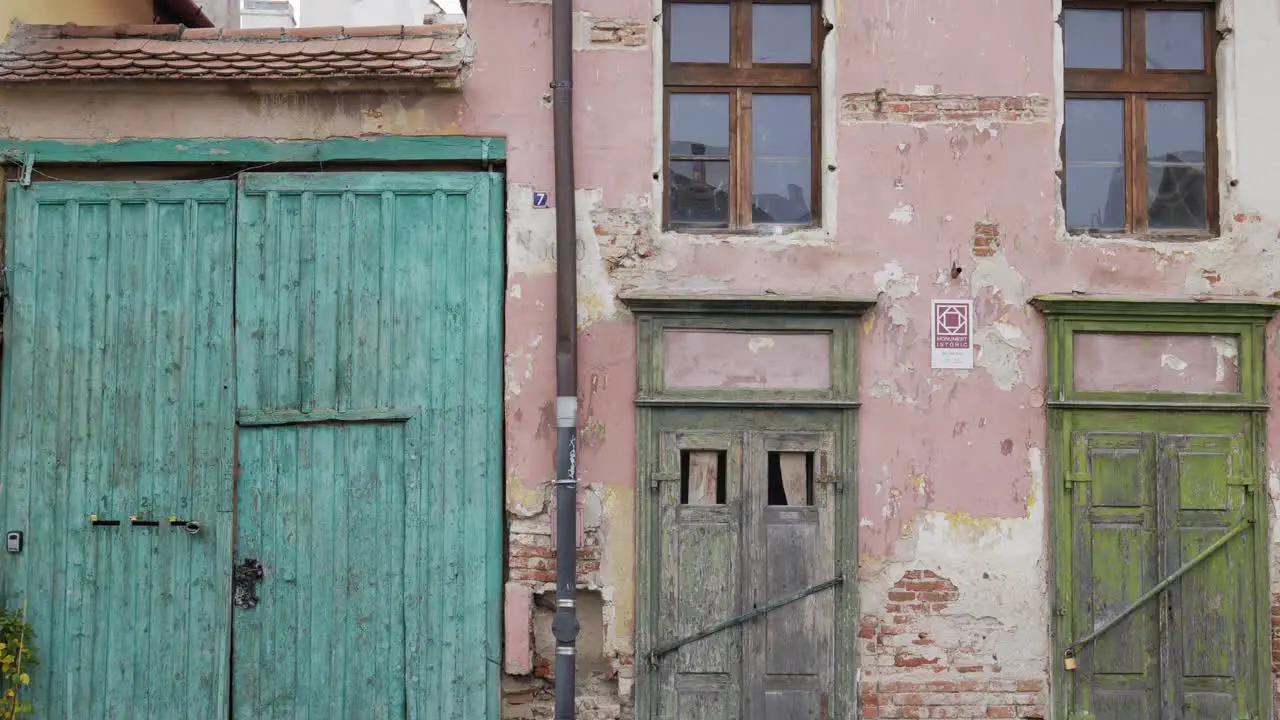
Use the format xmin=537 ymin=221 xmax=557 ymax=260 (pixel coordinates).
xmin=654 ymin=422 xmax=838 ymax=719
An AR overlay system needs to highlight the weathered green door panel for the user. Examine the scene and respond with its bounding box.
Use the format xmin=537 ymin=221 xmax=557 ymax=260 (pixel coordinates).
xmin=0 ymin=181 xmax=236 ymax=719
xmin=1068 ymin=429 xmax=1159 ymax=717
xmin=233 ymin=423 xmax=409 ymax=719
xmin=1161 ymin=434 xmax=1255 ymax=720
xmin=1061 ymin=411 xmax=1258 ymax=720
xmin=232 ymin=172 xmax=504 ymax=720
xmin=656 ymin=430 xmax=744 ymax=720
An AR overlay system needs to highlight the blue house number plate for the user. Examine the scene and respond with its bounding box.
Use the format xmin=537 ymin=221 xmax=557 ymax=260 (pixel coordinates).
xmin=533 ymin=191 xmax=549 ymax=208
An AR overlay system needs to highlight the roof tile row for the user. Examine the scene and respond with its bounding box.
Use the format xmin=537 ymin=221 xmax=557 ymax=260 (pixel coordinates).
xmin=0 ymin=22 xmax=470 ymax=86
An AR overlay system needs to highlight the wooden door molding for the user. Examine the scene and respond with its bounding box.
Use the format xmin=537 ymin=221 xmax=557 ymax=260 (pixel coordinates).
xmin=1038 ymin=296 xmax=1277 ymax=720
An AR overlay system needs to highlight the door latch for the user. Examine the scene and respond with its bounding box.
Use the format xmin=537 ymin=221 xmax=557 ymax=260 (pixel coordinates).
xmin=233 ymin=558 xmax=265 ymax=609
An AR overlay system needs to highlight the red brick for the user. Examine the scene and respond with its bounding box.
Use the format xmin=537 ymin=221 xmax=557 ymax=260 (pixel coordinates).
xmin=986 ymin=707 xmax=1015 ymax=718
xmin=901 ymin=580 xmax=947 ymax=592
xmin=894 ymin=654 xmax=939 ymax=668
xmin=1015 ymin=680 xmax=1042 ymax=693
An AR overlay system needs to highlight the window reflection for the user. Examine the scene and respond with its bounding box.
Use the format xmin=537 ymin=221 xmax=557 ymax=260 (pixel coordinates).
xmin=1065 ymin=99 xmax=1126 ymax=230
xmin=1147 ymin=100 xmax=1207 ymax=229
xmin=751 ymin=94 xmax=812 ymax=224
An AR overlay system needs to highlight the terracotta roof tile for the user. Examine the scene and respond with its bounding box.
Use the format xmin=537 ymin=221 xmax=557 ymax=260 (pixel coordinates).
xmin=182 ymin=28 xmax=222 ymax=41
xmin=343 ymin=25 xmax=405 ymax=38
xmin=0 ymin=22 xmax=471 ymax=88
xmin=284 ymin=26 xmax=343 ymax=40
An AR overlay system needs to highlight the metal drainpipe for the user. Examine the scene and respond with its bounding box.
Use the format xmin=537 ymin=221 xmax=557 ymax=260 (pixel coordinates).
xmin=550 ymin=0 xmax=580 ymax=711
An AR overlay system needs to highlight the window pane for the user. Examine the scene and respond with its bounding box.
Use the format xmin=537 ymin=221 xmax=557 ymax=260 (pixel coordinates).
xmin=681 ymin=450 xmax=727 ymax=505
xmin=752 ymin=4 xmax=811 ymax=64
xmin=752 ymin=94 xmax=812 ymax=224
xmin=669 ymin=93 xmax=730 ymax=157
xmin=767 ymin=452 xmax=813 ymax=506
xmin=1146 ymin=10 xmax=1204 ymax=70
xmin=670 ymin=160 xmax=730 ymax=224
xmin=670 ymin=3 xmax=730 ymax=63
xmin=1065 ymin=99 xmax=1126 ymax=230
xmin=1147 ymin=100 xmax=1208 ymax=229
xmin=1064 ymin=9 xmax=1123 ymax=69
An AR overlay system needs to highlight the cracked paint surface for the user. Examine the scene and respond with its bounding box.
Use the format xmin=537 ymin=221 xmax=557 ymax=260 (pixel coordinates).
xmin=7 ymin=0 xmax=1280 ymax=713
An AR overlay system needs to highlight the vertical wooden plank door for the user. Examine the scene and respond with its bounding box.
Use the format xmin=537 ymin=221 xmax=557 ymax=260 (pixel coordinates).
xmin=653 ymin=423 xmax=838 ymax=720
xmin=0 ymin=181 xmax=236 ymax=719
xmin=744 ymin=431 xmax=835 ymax=720
xmin=656 ymin=431 xmax=744 ymax=720
xmin=1064 ymin=411 xmax=1260 ymax=720
xmin=231 ymin=172 xmax=504 ymax=720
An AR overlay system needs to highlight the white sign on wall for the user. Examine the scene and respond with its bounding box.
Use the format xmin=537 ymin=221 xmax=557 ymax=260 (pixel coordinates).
xmin=931 ymin=299 xmax=973 ymax=370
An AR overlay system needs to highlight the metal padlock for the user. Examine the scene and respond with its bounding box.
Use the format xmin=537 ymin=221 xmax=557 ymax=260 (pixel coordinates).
xmin=1064 ymin=654 xmax=1078 ymax=671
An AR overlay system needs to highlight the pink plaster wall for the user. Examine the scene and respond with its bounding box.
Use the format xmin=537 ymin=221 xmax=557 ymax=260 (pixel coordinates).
xmin=662 ymin=330 xmax=832 ymax=389
xmin=1074 ymin=333 xmax=1240 ymax=394
xmin=6 ymin=0 xmax=1280 ymax=702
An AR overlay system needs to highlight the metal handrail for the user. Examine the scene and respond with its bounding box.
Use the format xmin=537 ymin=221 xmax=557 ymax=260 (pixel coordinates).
xmin=1064 ymin=517 xmax=1252 ymax=661
xmin=650 ymin=576 xmax=844 ymax=664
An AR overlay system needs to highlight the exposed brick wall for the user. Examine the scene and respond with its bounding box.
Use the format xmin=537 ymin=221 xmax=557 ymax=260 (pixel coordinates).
xmin=860 ymin=570 xmax=1047 ymax=719
xmin=842 ymin=92 xmax=1051 ymax=125
xmin=588 ymin=18 xmax=646 ymax=46
xmin=860 ymin=679 xmax=1045 ymax=719
xmin=504 ymin=510 xmax=625 ymax=720
xmin=507 ymin=524 xmax=602 ymax=583
xmin=972 ymin=222 xmax=1001 ymax=258
xmin=575 ymin=15 xmax=647 ymax=49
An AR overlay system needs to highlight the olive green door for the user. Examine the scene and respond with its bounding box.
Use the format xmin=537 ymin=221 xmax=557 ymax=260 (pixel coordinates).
xmin=1060 ymin=411 xmax=1262 ymax=720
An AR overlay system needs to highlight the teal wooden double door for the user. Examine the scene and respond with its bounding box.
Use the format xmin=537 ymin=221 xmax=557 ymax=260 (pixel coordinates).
xmin=0 ymin=173 xmax=504 ymax=719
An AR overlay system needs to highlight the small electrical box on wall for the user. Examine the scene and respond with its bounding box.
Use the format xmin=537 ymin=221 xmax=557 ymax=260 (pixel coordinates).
xmin=5 ymin=531 xmax=22 ymax=553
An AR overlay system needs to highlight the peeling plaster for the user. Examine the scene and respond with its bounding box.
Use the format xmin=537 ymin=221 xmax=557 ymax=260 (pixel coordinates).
xmin=1212 ymin=336 xmax=1239 ymax=382
xmin=889 ymin=203 xmax=916 ymax=224
xmin=507 ymin=475 xmax=550 ymax=518
xmin=861 ymin=506 xmax=1049 ymax=667
xmin=1160 ymin=353 xmax=1189 ymax=373
xmin=974 ymin=322 xmax=1032 ymax=391
xmin=869 ymin=379 xmax=917 ymax=406
xmin=969 ymin=253 xmax=1028 ymax=308
xmin=874 ymin=261 xmax=919 ymax=300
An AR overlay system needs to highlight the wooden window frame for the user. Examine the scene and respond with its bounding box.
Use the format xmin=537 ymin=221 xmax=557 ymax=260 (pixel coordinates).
xmin=1062 ymin=1 xmax=1218 ymax=238
xmin=663 ymin=0 xmax=823 ymax=232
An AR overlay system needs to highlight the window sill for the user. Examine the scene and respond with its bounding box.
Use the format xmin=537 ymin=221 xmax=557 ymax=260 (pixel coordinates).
xmin=1066 ymin=229 xmax=1222 ymax=244
xmin=663 ymin=224 xmax=834 ymax=245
